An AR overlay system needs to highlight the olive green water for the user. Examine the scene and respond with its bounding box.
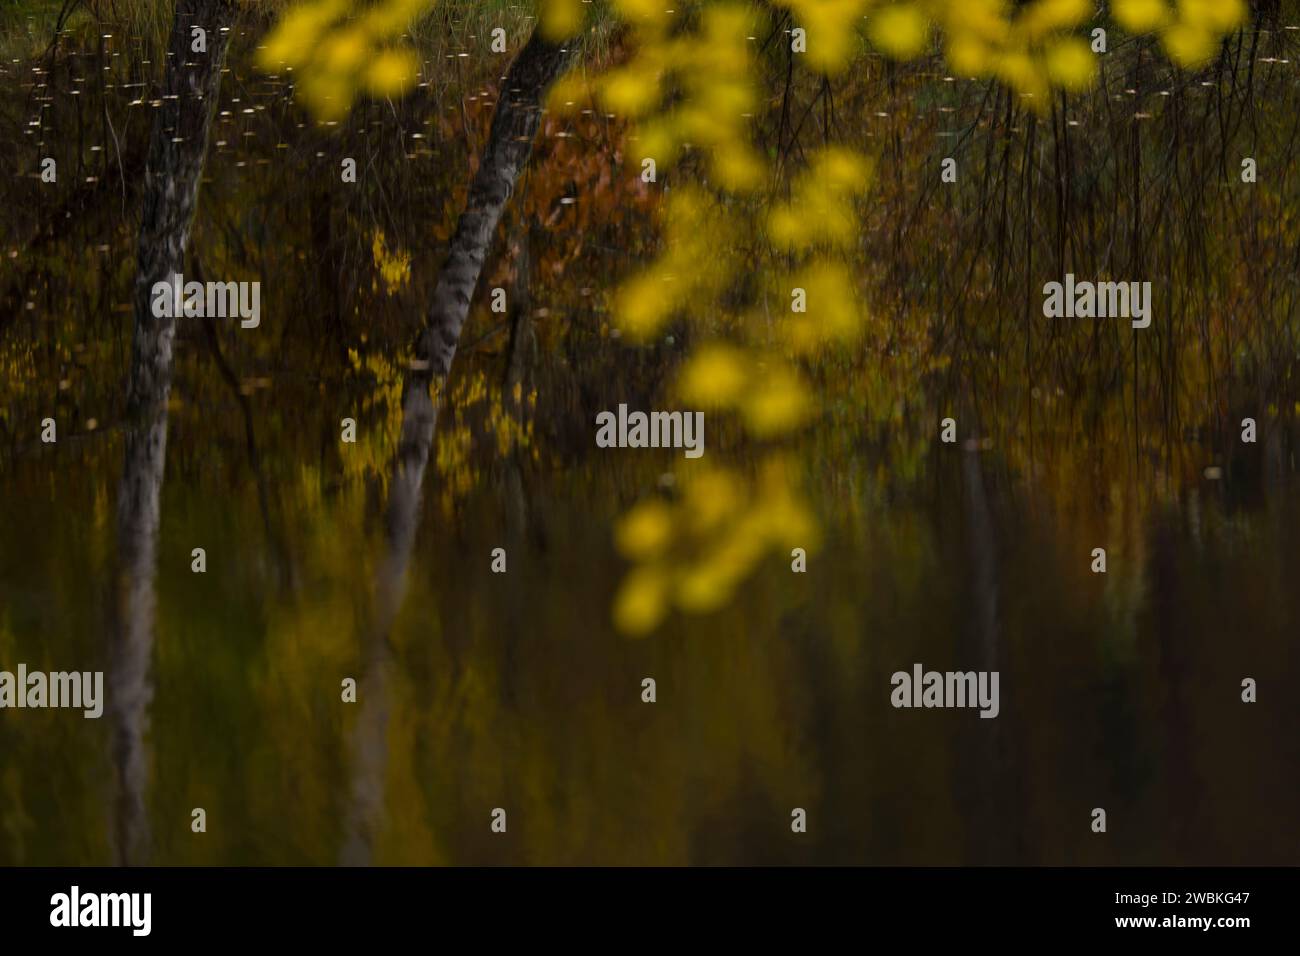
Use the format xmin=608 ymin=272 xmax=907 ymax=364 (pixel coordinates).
xmin=1 ymin=8 xmax=1298 ymax=865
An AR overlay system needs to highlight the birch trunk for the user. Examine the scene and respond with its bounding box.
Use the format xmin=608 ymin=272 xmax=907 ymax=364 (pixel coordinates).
xmin=110 ymin=0 xmax=234 ymax=866
xmin=340 ymin=29 xmax=576 ymax=865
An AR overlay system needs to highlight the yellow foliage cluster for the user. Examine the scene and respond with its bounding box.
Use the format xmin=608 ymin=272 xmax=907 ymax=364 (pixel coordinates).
xmin=259 ymin=0 xmax=1251 ymax=122
xmin=342 ymin=346 xmax=405 ymax=481
xmin=768 ymin=148 xmax=872 ymax=355
xmin=589 ymin=3 xmax=767 ymax=191
xmin=599 ymin=8 xmax=879 ymax=633
xmin=371 ymin=228 xmax=412 ymax=292
xmin=940 ymin=0 xmax=1240 ymax=97
xmin=613 ymin=456 xmax=817 ymax=635
xmin=340 ymin=347 xmax=535 ymax=501
xmin=615 ymin=186 xmax=736 ymax=342
xmin=783 ymin=260 xmax=862 ymax=354
xmin=1114 ymin=0 xmax=1247 ymax=64
xmin=0 ymin=339 xmax=40 ymax=419
xmin=433 ymin=367 xmax=537 ymax=511
xmin=678 ymin=344 xmax=811 ymax=438
xmin=256 ymin=0 xmax=424 ymax=119
xmin=768 ymin=147 xmax=873 ymax=251
xmin=776 ymin=0 xmax=1246 ymax=103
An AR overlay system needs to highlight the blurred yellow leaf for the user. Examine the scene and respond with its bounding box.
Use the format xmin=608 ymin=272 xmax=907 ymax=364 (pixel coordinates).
xmin=1113 ymin=0 xmax=1170 ymax=33
xmin=1161 ymin=22 xmax=1218 ymax=67
xmin=868 ymin=4 xmax=931 ymax=60
xmin=743 ymin=367 xmax=811 ymax=437
xmin=540 ymin=0 xmax=585 ymax=40
xmin=614 ymin=566 xmax=671 ymax=636
xmin=1044 ymin=37 xmax=1097 ymax=92
xmin=678 ymin=344 xmax=750 ymax=408
xmin=365 ymin=49 xmax=418 ymax=98
xmin=616 ymin=500 xmax=675 ymax=560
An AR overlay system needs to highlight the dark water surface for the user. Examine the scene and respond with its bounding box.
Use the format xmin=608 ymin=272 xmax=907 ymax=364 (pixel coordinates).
xmin=1 ymin=7 xmax=1299 ymax=864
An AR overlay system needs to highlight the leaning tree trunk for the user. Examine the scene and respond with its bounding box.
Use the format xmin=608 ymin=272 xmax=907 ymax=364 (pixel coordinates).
xmin=340 ymin=29 xmax=576 ymax=865
xmin=110 ymin=0 xmax=234 ymax=867
xmin=383 ymin=29 xmax=574 ymax=608
xmin=418 ymin=31 xmax=576 ymax=379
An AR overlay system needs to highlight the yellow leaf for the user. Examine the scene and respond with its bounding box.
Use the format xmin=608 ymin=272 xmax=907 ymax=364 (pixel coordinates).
xmin=540 ymin=0 xmax=585 ymax=41
xmin=1160 ymin=22 xmax=1217 ymax=67
xmin=1113 ymin=0 xmax=1170 ymax=33
xmin=787 ymin=260 xmax=861 ymax=351
xmin=1018 ymin=0 xmax=1092 ymax=41
xmin=614 ymin=0 xmax=672 ymax=22
xmin=675 ymin=563 xmax=733 ymax=613
xmin=616 ymin=500 xmax=674 ymax=560
xmin=1044 ymin=37 xmax=1097 ymax=92
xmin=868 ymin=4 xmax=931 ymax=60
xmin=602 ymin=66 xmax=662 ymax=117
xmin=743 ymin=367 xmax=811 ymax=437
xmin=678 ymin=344 xmax=750 ymax=408
xmin=364 ymin=49 xmax=417 ymax=98
xmin=616 ymin=272 xmax=673 ymax=341
xmin=684 ymin=469 xmax=740 ymax=531
xmin=946 ymin=35 xmax=991 ymax=77
xmin=1178 ymin=0 xmax=1245 ymax=32
xmin=614 ymin=566 xmax=670 ymax=636
xmin=323 ymin=29 xmax=366 ymax=73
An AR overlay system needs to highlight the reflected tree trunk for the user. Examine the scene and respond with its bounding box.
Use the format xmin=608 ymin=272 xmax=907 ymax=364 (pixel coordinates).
xmin=1151 ymin=512 xmax=1197 ymax=857
xmin=499 ymin=223 xmax=537 ymax=702
xmin=340 ymin=28 xmax=576 ymax=865
xmin=109 ymin=0 xmax=234 ymax=866
xmin=959 ymin=438 xmax=1003 ymax=863
xmin=503 ymin=222 xmax=536 ymax=543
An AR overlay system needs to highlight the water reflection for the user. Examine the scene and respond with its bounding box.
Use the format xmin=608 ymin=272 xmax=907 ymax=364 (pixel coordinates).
xmin=339 ymin=28 xmax=572 ymax=865
xmin=0 ymin=6 xmax=1297 ymax=865
xmin=109 ymin=0 xmax=235 ymax=865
